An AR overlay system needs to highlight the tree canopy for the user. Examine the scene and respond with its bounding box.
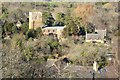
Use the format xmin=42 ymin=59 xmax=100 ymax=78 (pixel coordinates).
xmin=54 ymin=12 xmax=66 ymax=26
xmin=42 ymin=12 xmax=55 ymax=26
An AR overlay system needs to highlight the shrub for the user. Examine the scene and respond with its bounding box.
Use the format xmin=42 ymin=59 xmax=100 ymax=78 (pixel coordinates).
xmin=23 ymin=47 xmax=34 ymax=61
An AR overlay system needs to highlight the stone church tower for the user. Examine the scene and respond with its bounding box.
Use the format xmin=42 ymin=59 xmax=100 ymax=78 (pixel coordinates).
xmin=29 ymin=12 xmax=43 ymax=29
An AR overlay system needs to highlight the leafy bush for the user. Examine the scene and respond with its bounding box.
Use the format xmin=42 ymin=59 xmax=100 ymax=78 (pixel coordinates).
xmin=21 ymin=22 xmax=29 ymax=34
xmin=25 ymin=29 xmax=36 ymax=40
xmin=3 ymin=21 xmax=14 ymax=33
xmin=50 ymin=41 xmax=59 ymax=48
xmin=12 ymin=25 xmax=18 ymax=34
xmin=23 ymin=47 xmax=34 ymax=61
xmin=35 ymin=27 xmax=43 ymax=38
xmin=42 ymin=12 xmax=55 ymax=26
xmin=54 ymin=12 xmax=66 ymax=26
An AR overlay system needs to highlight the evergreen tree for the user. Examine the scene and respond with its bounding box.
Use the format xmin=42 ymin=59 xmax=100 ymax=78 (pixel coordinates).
xmin=54 ymin=12 xmax=66 ymax=26
xmin=42 ymin=12 xmax=55 ymax=26
xmin=63 ymin=16 xmax=79 ymax=37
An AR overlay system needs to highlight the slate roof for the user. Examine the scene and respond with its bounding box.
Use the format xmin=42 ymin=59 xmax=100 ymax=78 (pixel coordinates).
xmin=86 ymin=29 xmax=106 ymax=41
xmin=86 ymin=34 xmax=103 ymax=40
xmin=42 ymin=26 xmax=65 ymax=30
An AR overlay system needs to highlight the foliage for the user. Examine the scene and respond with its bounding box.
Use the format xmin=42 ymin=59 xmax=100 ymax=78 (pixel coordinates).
xmin=16 ymin=39 xmax=25 ymax=51
xmin=95 ymin=2 xmax=108 ymax=6
xmin=25 ymin=27 xmax=42 ymax=39
xmin=15 ymin=9 xmax=26 ymax=21
xmin=25 ymin=29 xmax=36 ymax=39
xmin=86 ymin=22 xmax=95 ymax=33
xmin=42 ymin=12 xmax=55 ymax=26
xmin=74 ymin=17 xmax=86 ymax=35
xmin=2 ymin=21 xmax=13 ymax=38
xmin=1 ymin=2 xmax=117 ymax=78
xmin=0 ymin=25 xmax=2 ymax=39
xmin=35 ymin=27 xmax=43 ymax=38
xmin=35 ymin=36 xmax=51 ymax=55
xmin=79 ymin=27 xmax=86 ymax=35
xmin=3 ymin=21 xmax=14 ymax=33
xmin=54 ymin=12 xmax=66 ymax=26
xmin=47 ymin=37 xmax=59 ymax=53
xmin=97 ymin=56 xmax=107 ymax=70
xmin=2 ymin=5 xmax=8 ymax=14
xmin=67 ymin=43 xmax=108 ymax=66
xmin=2 ymin=5 xmax=9 ymax=18
xmin=23 ymin=46 xmax=34 ymax=61
xmin=21 ymin=22 xmax=29 ymax=34
xmin=50 ymin=41 xmax=59 ymax=49
xmin=12 ymin=25 xmax=18 ymax=34
xmin=63 ymin=16 xmax=79 ymax=37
